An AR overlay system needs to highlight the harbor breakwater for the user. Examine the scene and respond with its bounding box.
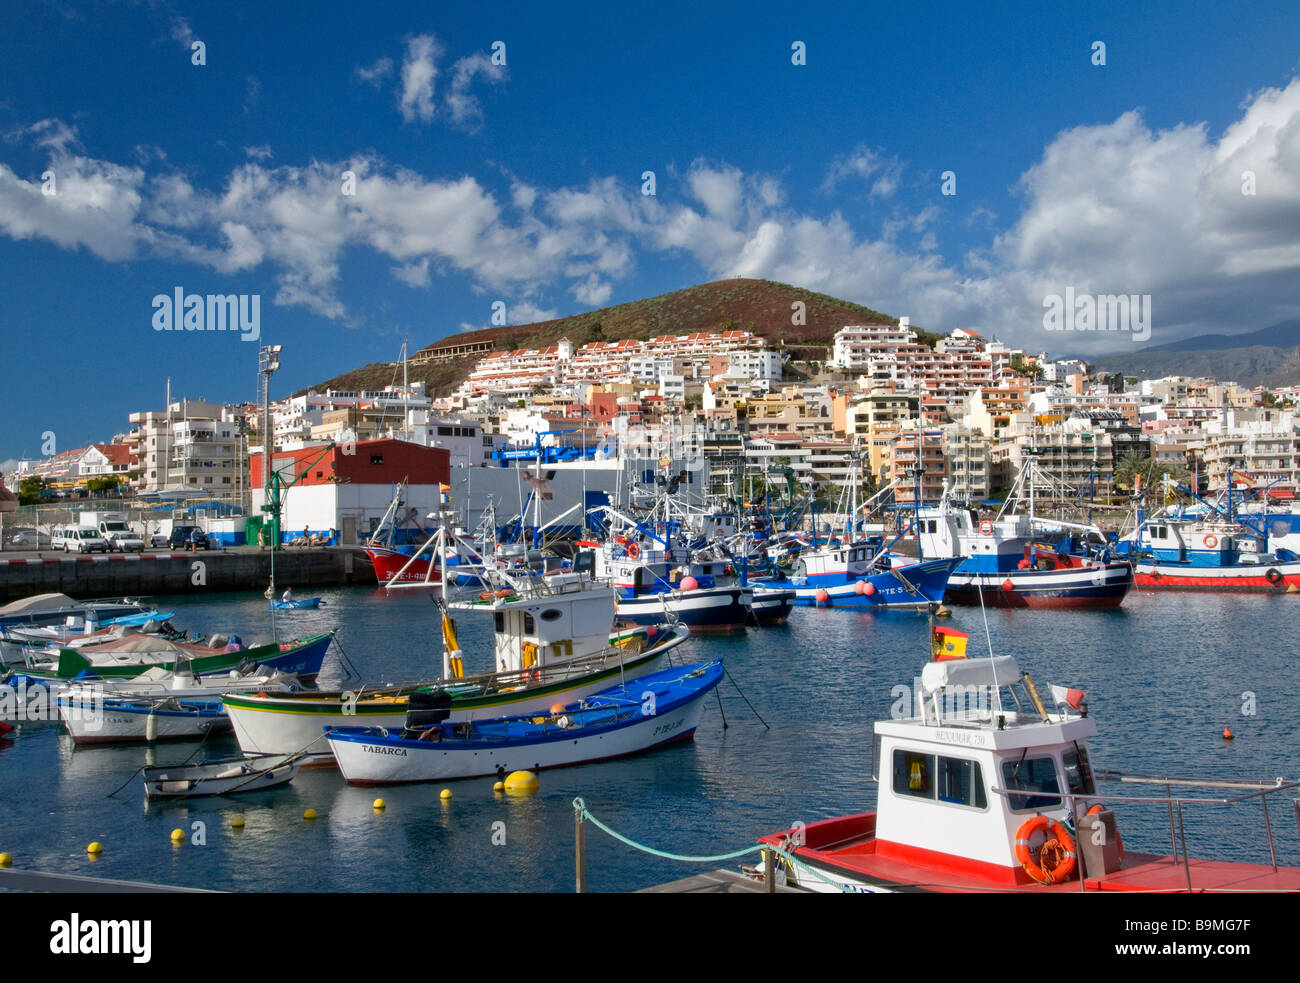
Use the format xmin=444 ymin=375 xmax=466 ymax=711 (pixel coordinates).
xmin=0 ymin=548 xmax=377 ymax=601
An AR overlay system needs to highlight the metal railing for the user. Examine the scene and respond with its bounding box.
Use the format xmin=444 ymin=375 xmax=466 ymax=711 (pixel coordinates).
xmin=991 ymin=771 xmax=1300 ymax=892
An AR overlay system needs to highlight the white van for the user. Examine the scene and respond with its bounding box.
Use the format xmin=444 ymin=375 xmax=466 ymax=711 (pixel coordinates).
xmin=54 ymin=525 xmax=110 ymax=554
xmin=97 ymin=520 xmax=145 ymax=553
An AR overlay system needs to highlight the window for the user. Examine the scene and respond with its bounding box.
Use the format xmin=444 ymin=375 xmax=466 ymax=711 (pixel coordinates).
xmin=893 ymin=750 xmax=934 ymax=799
xmin=1062 ymin=747 xmax=1094 ymax=796
xmin=493 ymin=613 xmax=505 ymax=632
xmin=540 ymin=609 xmax=563 ymax=622
xmin=370 ymin=455 xmax=383 ymax=465
xmin=523 ymin=613 xmax=535 ymax=634
xmin=937 ymin=758 xmax=987 ymax=809
xmin=1002 ymin=755 xmax=1061 ymax=810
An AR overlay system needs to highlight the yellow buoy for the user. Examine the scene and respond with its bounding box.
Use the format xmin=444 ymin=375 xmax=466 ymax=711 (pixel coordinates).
xmin=0 ymin=852 xmax=11 ymax=867
xmin=86 ymin=841 xmax=103 ymax=855
xmin=373 ymin=798 xmax=386 ymax=810
xmin=231 ymin=815 xmax=245 ymax=829
xmin=170 ymin=828 xmax=185 ymax=843
xmin=440 ymin=788 xmax=453 ymax=800
xmin=492 ymin=781 xmax=505 ymax=793
xmin=303 ymin=808 xmax=317 ymax=820
xmin=504 ymin=770 xmax=539 ymax=795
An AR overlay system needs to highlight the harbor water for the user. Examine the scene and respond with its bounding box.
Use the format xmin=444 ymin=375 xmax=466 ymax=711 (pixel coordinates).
xmin=3 ymin=587 xmax=1298 ymax=892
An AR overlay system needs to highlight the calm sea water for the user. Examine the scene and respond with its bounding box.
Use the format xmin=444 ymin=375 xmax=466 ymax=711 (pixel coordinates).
xmin=3 ymin=586 xmax=1299 ymax=892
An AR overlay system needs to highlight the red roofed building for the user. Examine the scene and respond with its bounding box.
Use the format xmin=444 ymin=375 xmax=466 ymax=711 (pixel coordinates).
xmin=250 ymin=438 xmax=450 ymax=545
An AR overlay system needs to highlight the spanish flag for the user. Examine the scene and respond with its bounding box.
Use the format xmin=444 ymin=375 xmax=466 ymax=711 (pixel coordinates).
xmin=932 ymin=626 xmax=969 ymax=661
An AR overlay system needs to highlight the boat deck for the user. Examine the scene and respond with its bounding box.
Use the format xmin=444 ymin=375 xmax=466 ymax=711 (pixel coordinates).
xmin=777 ymin=835 xmax=1300 ymax=893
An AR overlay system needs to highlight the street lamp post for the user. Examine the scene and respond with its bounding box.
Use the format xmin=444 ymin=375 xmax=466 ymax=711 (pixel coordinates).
xmin=259 ymin=345 xmax=282 ymax=550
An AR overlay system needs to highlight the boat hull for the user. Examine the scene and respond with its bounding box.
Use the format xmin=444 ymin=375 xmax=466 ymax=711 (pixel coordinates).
xmin=749 ymin=588 xmax=795 ymax=625
xmin=943 ymin=562 xmax=1133 ymax=609
xmin=759 ymin=557 xmax=964 ymax=609
xmin=223 ymin=631 xmax=687 ymax=764
xmin=612 ymin=587 xmax=751 ymax=632
xmin=363 ymin=547 xmax=442 ymax=585
xmin=1135 ymin=560 xmax=1300 ymax=591
xmin=143 ymin=754 xmax=300 ymax=798
xmin=58 ymin=697 xmax=230 ymax=746
xmin=327 ymin=663 xmax=722 ymax=784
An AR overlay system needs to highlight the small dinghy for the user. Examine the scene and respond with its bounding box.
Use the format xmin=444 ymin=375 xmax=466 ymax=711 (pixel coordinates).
xmin=143 ymin=754 xmax=301 ymax=799
xmin=269 ymin=598 xmax=324 ymax=610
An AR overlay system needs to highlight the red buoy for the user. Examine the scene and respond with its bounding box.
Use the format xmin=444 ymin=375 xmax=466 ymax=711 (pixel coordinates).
xmin=1001 ymin=579 xmax=1015 ymax=591
xmin=1223 ymin=726 xmax=1234 ymax=740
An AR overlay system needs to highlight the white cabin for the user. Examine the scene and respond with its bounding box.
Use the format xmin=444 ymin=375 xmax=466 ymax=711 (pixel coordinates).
xmin=871 ymin=656 xmax=1100 ymax=873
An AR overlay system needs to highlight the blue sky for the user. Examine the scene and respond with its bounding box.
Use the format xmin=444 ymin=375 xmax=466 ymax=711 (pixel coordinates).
xmin=3 ymin=0 xmax=1300 ymax=465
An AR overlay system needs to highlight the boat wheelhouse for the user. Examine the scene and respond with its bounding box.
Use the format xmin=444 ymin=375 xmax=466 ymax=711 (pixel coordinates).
xmin=759 ymin=654 xmax=1300 ymax=892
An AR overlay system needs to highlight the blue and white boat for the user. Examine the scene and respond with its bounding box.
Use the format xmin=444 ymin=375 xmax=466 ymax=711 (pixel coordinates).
xmin=754 ymin=543 xmax=964 ymax=609
xmin=916 ymin=462 xmax=1133 ymax=609
xmin=588 ymin=505 xmax=752 ymax=632
xmin=269 ymin=598 xmax=324 ymax=609
xmin=325 ymin=660 xmax=724 ymax=784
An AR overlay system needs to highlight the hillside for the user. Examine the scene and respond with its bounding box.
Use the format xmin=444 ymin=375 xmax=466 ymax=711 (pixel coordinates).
xmin=1088 ymin=320 xmax=1300 ymax=388
xmin=303 ymin=278 xmax=929 ymax=397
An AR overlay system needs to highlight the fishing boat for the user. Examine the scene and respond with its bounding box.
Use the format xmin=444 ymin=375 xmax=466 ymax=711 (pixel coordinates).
xmin=326 ymin=660 xmax=723 ymax=784
xmin=587 ymin=505 xmax=753 ymax=632
xmin=748 ymin=587 xmax=796 ymax=625
xmin=755 ymin=631 xmax=1300 ymax=892
xmin=17 ymin=631 xmax=335 ymax=683
xmin=143 ymin=754 xmax=301 ymax=798
xmin=224 ymin=523 xmax=692 ymax=765
xmin=1123 ymin=516 xmax=1300 ymax=591
xmin=0 ymin=593 xmax=155 ymax=631
xmin=57 ymin=665 xmax=308 ymax=745
xmin=754 ymin=541 xmax=964 ymax=610
xmin=916 ymin=455 xmax=1134 ymax=609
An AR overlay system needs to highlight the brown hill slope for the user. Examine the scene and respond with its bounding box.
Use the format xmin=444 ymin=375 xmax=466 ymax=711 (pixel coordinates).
xmin=304 ymin=278 xmax=928 ymax=397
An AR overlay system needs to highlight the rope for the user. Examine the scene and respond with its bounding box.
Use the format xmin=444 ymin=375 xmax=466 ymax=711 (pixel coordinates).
xmin=571 ymin=797 xmax=855 ymax=891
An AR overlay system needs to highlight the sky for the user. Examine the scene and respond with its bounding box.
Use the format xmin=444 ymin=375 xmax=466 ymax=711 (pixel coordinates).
xmin=2 ymin=0 xmax=1299 ymax=466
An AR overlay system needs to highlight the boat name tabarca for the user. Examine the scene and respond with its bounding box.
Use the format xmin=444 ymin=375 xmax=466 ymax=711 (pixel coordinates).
xmin=362 ymin=745 xmax=408 ymax=756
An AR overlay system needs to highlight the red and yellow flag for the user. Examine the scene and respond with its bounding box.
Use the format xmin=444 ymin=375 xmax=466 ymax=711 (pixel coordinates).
xmin=932 ymin=626 xmax=969 ymax=661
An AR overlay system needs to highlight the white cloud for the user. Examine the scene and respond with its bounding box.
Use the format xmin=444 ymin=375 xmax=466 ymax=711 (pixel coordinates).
xmin=3 ymin=77 xmax=1299 ymax=350
xmin=509 ymin=301 xmax=559 ymax=325
xmin=572 ymin=273 xmax=612 ymax=306
xmin=822 ymin=146 xmax=903 ymax=199
xmin=244 ymin=145 xmax=273 ymax=162
xmin=986 ymin=77 xmax=1300 ymax=350
xmin=399 ymin=35 xmax=440 ymax=124
xmin=445 ymin=53 xmax=506 ymax=130
xmin=392 ymin=257 xmax=431 ymax=287
xmin=354 ymin=56 xmax=393 ymax=88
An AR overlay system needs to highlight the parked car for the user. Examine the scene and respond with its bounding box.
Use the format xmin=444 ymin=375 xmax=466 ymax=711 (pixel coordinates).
xmin=97 ymin=520 xmax=145 ymax=553
xmin=53 ymin=525 xmax=110 ymax=554
xmin=168 ymin=526 xmax=209 ymax=551
xmin=6 ymin=529 xmax=51 ymax=549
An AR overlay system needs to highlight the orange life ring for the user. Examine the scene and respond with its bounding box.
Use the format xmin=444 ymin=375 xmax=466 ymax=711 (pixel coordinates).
xmin=1203 ymin=534 xmax=1218 ymax=548
xmin=980 ymin=520 xmax=994 ymax=536
xmin=626 ymin=543 xmax=640 ymax=559
xmin=1014 ymin=816 xmax=1077 ymax=885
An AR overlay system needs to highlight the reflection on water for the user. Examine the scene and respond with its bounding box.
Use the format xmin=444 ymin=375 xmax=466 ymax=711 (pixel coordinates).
xmin=1 ymin=586 xmax=1298 ymax=891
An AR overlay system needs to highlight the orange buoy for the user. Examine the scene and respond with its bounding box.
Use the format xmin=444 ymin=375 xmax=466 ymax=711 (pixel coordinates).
xmin=1001 ymin=578 xmax=1015 ymax=591
xmin=1223 ymin=726 xmax=1234 ymax=740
